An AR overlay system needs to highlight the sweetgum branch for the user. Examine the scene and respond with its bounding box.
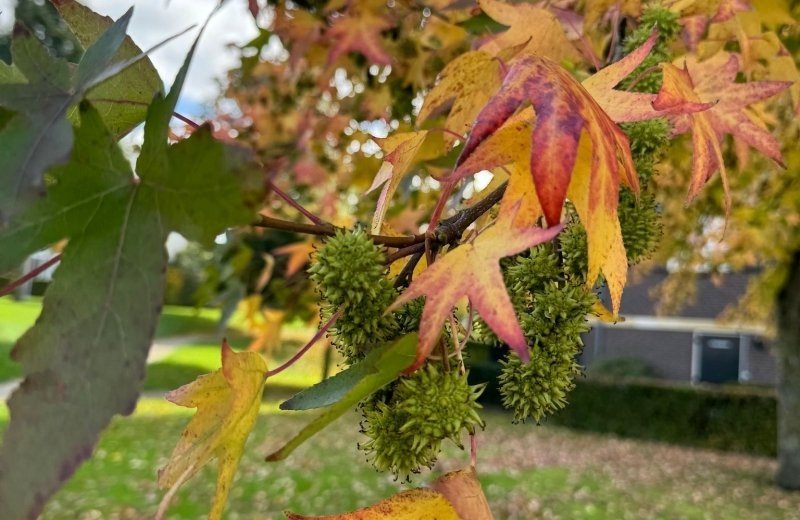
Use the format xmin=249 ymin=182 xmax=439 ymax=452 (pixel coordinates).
xmin=253 ymin=181 xmax=508 ymax=256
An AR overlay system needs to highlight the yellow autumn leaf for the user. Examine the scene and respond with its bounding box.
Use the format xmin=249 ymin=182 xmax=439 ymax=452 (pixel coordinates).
xmin=416 ymin=51 xmax=502 ymax=144
xmin=284 ymin=489 xmax=460 ymax=519
xmin=368 ymin=130 xmax=443 ymax=233
xmin=478 ymin=0 xmax=581 ymax=64
xmin=157 ymin=340 xmax=268 ymax=520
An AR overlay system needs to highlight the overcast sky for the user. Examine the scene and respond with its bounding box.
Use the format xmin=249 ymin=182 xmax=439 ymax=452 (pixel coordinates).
xmin=0 ymin=0 xmax=260 ymax=113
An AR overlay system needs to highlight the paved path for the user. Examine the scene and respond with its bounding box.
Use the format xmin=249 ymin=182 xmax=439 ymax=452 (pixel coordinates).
xmin=0 ymin=334 xmax=217 ymax=401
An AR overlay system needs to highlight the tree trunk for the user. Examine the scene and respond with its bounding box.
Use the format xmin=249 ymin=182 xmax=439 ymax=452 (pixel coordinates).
xmin=776 ymin=249 xmax=800 ymax=490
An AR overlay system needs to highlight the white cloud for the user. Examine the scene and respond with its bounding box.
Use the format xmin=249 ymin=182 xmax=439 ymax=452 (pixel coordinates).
xmin=0 ymin=0 xmax=15 ymax=34
xmin=80 ymin=0 xmax=259 ymax=105
xmin=1 ymin=0 xmax=259 ymax=108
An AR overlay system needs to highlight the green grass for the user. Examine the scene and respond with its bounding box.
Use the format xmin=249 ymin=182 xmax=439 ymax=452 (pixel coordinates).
xmin=0 ymin=400 xmax=794 ymax=519
xmin=144 ymin=337 xmax=335 ymax=392
xmin=0 ymin=297 xmax=223 ymax=382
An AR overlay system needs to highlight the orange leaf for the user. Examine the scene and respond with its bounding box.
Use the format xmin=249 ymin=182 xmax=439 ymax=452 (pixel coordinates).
xmin=665 ymin=53 xmax=791 ymax=167
xmin=368 ymin=131 xmax=429 ymax=233
xmin=284 ymin=489 xmax=459 ymax=519
xmin=455 ymin=54 xmax=639 ymax=228
xmin=653 ymin=56 xmax=790 ymax=210
xmin=654 ymin=62 xmax=727 ymax=208
xmin=388 ymin=205 xmax=563 ymax=371
xmin=274 ymin=240 xmax=316 ymax=278
xmin=445 ymin=36 xmax=666 ymax=313
xmin=477 ymin=0 xmax=581 ymax=64
xmin=325 ymin=10 xmax=393 ymax=66
xmin=416 ymin=51 xmax=502 ymax=144
xmin=429 ymin=467 xmax=494 ymax=520
xmin=157 ymin=341 xmax=267 ymax=520
xmin=581 ymin=30 xmax=661 ymax=122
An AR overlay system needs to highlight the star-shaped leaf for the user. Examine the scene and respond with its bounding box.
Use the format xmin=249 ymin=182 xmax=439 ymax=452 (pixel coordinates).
xmin=416 ymin=51 xmax=502 ymax=144
xmin=388 ymin=207 xmax=563 ymax=371
xmin=0 ymin=9 xmax=134 ymax=222
xmin=668 ymin=53 xmax=790 ymax=166
xmin=325 ymin=9 xmax=393 ymax=66
xmin=477 ymin=0 xmax=581 ymax=64
xmin=653 ymin=55 xmax=790 ymax=210
xmin=367 ymin=130 xmax=430 ymax=233
xmin=158 ymin=341 xmax=268 ymax=520
xmin=0 ymin=29 xmax=262 ymax=518
xmin=447 ymin=33 xmax=667 ymax=312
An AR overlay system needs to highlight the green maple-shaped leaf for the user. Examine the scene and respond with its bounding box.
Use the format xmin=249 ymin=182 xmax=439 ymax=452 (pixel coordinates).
xmin=0 ymin=31 xmax=262 ymax=518
xmin=0 ymin=6 xmax=167 ymax=223
xmin=56 ymin=0 xmax=164 ymax=136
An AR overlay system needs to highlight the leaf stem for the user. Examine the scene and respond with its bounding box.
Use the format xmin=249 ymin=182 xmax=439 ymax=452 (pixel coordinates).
xmin=265 ymin=179 xmax=327 ymax=226
xmin=0 ymin=254 xmax=62 ymax=298
xmin=264 ymin=307 xmax=343 ymax=379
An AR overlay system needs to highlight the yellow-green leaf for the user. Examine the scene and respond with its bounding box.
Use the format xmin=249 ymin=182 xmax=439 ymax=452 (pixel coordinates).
xmin=158 ymin=341 xmax=268 ymax=520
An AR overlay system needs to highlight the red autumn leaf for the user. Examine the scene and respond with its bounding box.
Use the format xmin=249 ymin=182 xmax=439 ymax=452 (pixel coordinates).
xmin=668 ymin=53 xmax=791 ymax=167
xmin=581 ymin=30 xmax=661 ymax=123
xmin=454 ymin=56 xmax=640 ymax=228
xmin=653 ymin=62 xmax=727 ymax=207
xmin=387 ymin=205 xmax=563 ymax=372
xmin=445 ymin=33 xmax=667 ymax=312
xmin=325 ymin=10 xmax=393 ymax=67
xmin=653 ymin=55 xmax=791 ymax=209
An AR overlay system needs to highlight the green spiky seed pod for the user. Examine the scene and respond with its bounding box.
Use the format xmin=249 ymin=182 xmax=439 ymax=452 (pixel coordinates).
xmin=517 ymin=281 xmax=595 ymax=347
xmin=308 ymin=229 xmax=398 ymax=360
xmin=559 ymin=220 xmax=589 ymax=283
xmin=499 ymin=346 xmax=582 ymax=423
xmin=622 ymin=118 xmax=671 ymax=186
xmin=619 ymin=190 xmax=662 ymax=264
xmin=359 ymin=400 xmax=441 ymax=478
xmin=394 ymin=365 xmax=485 ymax=442
xmin=505 ymin=244 xmax=562 ymax=299
xmin=394 ymin=297 xmax=425 ymax=334
xmin=360 ymin=366 xmax=484 ymax=477
xmin=621 ymin=4 xmax=681 ymax=94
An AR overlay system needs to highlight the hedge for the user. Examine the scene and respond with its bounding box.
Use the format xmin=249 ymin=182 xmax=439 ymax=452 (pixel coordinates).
xmin=468 ymin=351 xmax=777 ymax=457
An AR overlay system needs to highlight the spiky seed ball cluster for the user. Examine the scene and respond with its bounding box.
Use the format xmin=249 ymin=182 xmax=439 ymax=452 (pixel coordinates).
xmin=558 ymin=216 xmax=589 ymax=283
xmin=308 ymin=229 xmax=398 ymax=360
xmin=360 ymin=365 xmax=484 ymax=478
xmin=498 ymin=249 xmax=595 ymax=422
xmin=621 ymin=4 xmax=681 ymax=93
xmin=499 ymin=345 xmax=581 ymax=423
xmin=619 ymin=190 xmax=661 ymax=264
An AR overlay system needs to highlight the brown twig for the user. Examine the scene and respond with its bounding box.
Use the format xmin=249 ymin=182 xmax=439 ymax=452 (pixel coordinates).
xmin=0 ymin=254 xmax=62 ymax=298
xmin=386 ymin=242 xmax=426 ymax=264
xmin=394 ymin=251 xmax=424 ymax=288
xmin=253 ymin=215 xmax=425 ymax=248
xmin=254 ymin=181 xmax=508 ymax=268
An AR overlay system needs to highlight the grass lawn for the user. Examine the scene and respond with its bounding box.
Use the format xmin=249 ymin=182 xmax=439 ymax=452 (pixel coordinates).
xmin=143 ymin=336 xmax=331 ymax=392
xmin=0 ymin=400 xmax=795 ymax=519
xmin=0 ymin=297 xmax=222 ymax=382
